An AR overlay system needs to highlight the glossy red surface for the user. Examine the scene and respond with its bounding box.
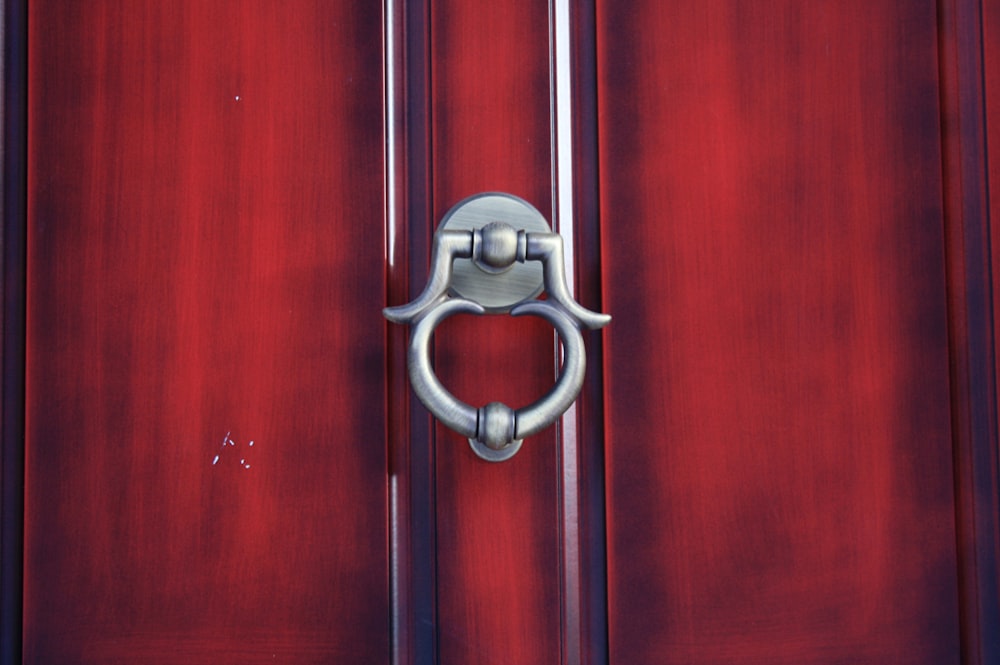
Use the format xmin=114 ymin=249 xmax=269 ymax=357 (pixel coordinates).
xmin=939 ymin=0 xmax=1000 ymax=659
xmin=938 ymin=0 xmax=1000 ymax=663
xmin=25 ymin=2 xmax=388 ymax=662
xmin=987 ymin=0 xmax=1000 ymax=445
xmin=19 ymin=1 xmax=1000 ymax=663
xmin=429 ymin=2 xmax=562 ymax=664
xmin=597 ymin=2 xmax=961 ymax=662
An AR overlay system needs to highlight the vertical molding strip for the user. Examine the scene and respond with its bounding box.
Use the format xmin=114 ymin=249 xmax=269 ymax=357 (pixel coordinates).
xmin=1 ymin=0 xmax=26 ymax=663
xmin=570 ymin=2 xmax=609 ymax=662
xmin=386 ymin=0 xmax=435 ymax=663
xmin=550 ymin=2 xmax=583 ymax=663
xmin=385 ymin=3 xmax=408 ymax=663
xmin=937 ymin=0 xmax=1000 ymax=663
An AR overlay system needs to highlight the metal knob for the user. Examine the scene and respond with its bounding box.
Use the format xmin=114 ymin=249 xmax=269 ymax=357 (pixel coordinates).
xmin=384 ymin=193 xmax=610 ymax=462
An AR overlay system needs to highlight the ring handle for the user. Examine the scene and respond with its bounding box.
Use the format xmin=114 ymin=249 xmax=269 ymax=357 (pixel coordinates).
xmin=407 ymin=297 xmax=586 ymax=456
xmin=383 ymin=193 xmax=610 ymax=461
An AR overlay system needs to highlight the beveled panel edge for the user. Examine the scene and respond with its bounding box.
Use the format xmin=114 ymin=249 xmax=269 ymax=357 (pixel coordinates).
xmin=385 ymin=0 xmax=438 ymax=663
xmin=938 ymin=0 xmax=1000 ymax=662
xmin=1 ymin=1 xmax=27 ymax=663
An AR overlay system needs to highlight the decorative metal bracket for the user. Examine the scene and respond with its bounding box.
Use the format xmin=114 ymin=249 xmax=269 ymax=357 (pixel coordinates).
xmin=384 ymin=192 xmax=610 ymax=461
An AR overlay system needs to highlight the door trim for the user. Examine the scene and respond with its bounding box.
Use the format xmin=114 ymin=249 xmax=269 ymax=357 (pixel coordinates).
xmin=1 ymin=0 xmax=27 ymax=662
xmin=938 ymin=0 xmax=1000 ymax=661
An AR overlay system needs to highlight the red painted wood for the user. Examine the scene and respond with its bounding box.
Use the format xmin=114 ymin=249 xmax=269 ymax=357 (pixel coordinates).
xmin=986 ymin=0 xmax=1000 ymax=490
xmin=24 ymin=2 xmax=998 ymax=664
xmin=989 ymin=0 xmax=1000 ymax=307
xmin=597 ymin=2 xmax=960 ymax=663
xmin=25 ymin=2 xmax=388 ymax=663
xmin=429 ymin=2 xmax=562 ymax=663
xmin=940 ymin=0 xmax=1000 ymax=660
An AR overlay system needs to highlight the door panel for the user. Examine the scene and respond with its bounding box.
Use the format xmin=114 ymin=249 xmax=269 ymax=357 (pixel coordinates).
xmin=428 ymin=2 xmax=562 ymax=663
xmin=597 ymin=1 xmax=960 ymax=662
xmin=25 ymin=2 xmax=387 ymax=662
xmin=12 ymin=0 xmax=1000 ymax=663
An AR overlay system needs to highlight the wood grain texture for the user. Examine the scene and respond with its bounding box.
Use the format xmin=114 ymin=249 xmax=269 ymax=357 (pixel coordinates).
xmin=597 ymin=2 xmax=960 ymax=663
xmin=984 ymin=22 xmax=1000 ymax=655
xmin=986 ymin=0 xmax=1000 ymax=482
xmin=25 ymin=2 xmax=388 ymax=662
xmin=2 ymin=1 xmax=28 ymax=662
xmin=429 ymin=2 xmax=562 ymax=664
xmin=386 ymin=1 xmax=437 ymax=662
xmin=940 ymin=0 xmax=1000 ymax=660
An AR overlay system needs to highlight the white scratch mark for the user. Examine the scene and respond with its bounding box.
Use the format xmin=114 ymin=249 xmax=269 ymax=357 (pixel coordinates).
xmin=215 ymin=430 xmax=255 ymax=469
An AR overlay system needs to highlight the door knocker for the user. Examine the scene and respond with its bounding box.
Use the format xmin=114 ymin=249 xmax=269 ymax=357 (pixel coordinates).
xmin=384 ymin=192 xmax=610 ymax=461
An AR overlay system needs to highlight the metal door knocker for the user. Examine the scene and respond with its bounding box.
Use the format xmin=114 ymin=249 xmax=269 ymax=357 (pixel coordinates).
xmin=384 ymin=192 xmax=610 ymax=461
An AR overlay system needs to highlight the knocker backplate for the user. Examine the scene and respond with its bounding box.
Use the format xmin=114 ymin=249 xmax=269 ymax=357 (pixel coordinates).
xmin=439 ymin=193 xmax=550 ymax=312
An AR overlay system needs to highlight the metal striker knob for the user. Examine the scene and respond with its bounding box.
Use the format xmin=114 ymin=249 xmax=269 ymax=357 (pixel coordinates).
xmin=478 ymin=402 xmax=516 ymax=450
xmin=474 ymin=221 xmax=520 ymax=273
xmin=383 ymin=192 xmax=610 ymax=462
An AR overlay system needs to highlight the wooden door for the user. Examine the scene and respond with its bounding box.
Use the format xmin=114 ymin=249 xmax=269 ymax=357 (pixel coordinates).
xmin=5 ymin=1 xmax=1000 ymax=664
xmin=593 ymin=0 xmax=1000 ymax=663
xmin=12 ymin=0 xmax=569 ymax=663
xmin=16 ymin=2 xmax=391 ymax=663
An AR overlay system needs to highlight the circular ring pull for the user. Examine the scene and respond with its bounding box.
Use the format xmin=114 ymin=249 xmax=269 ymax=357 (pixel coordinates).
xmin=408 ymin=297 xmax=586 ymax=461
xmin=383 ymin=193 xmax=610 ymax=462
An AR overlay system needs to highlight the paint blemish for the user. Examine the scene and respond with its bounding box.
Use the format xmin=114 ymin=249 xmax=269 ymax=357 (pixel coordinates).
xmin=213 ymin=431 xmax=255 ymax=470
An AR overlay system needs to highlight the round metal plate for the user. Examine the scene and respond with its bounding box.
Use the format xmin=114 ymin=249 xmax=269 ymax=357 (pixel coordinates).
xmin=439 ymin=192 xmax=550 ymax=312
xmin=469 ymin=437 xmax=523 ymax=462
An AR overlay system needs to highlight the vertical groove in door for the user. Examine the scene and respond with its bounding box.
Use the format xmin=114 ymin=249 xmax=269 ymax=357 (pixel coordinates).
xmin=549 ymin=2 xmax=582 ymax=664
xmin=551 ymin=1 xmax=611 ymax=663
xmin=1 ymin=1 xmax=27 ymax=663
xmin=987 ymin=0 xmax=1000 ymax=449
xmin=937 ymin=0 xmax=1000 ymax=662
xmin=565 ymin=2 xmax=610 ymax=663
xmin=385 ymin=2 xmax=407 ymax=663
xmin=385 ymin=0 xmax=437 ymax=662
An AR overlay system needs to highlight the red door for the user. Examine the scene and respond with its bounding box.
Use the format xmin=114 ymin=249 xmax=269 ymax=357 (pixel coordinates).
xmin=20 ymin=2 xmax=390 ymax=663
xmin=7 ymin=1 xmax=999 ymax=664
xmin=596 ymin=2 xmax=997 ymax=662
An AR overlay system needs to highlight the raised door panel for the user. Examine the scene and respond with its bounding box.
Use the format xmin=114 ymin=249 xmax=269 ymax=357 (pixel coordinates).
xmin=400 ymin=2 xmax=564 ymax=663
xmin=597 ymin=2 xmax=960 ymax=662
xmin=24 ymin=2 xmax=387 ymax=662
